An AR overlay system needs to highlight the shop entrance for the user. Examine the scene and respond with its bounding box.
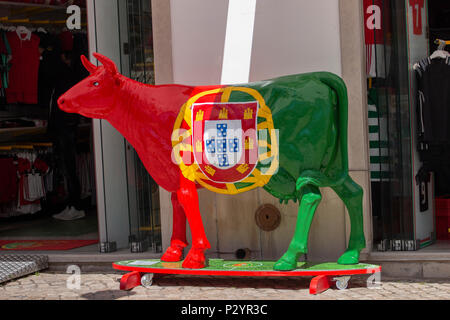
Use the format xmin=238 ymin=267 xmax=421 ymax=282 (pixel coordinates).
xmin=0 ymin=1 xmax=99 ymax=251
xmin=120 ymin=0 xmax=162 ymax=253
xmin=365 ymin=0 xmax=450 ymax=252
xmin=85 ymin=0 xmax=162 ymax=253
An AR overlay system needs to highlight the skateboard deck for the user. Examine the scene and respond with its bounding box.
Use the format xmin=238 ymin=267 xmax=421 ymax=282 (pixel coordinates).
xmin=113 ymin=259 xmax=381 ymax=294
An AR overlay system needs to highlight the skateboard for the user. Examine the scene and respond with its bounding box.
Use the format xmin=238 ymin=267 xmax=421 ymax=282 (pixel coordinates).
xmin=113 ymin=259 xmax=381 ymax=295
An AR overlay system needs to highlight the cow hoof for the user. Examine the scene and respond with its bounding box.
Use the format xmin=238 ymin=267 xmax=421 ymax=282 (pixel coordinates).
xmin=337 ymin=249 xmax=360 ymax=265
xmin=273 ymin=256 xmax=297 ymax=271
xmin=161 ymin=245 xmax=184 ymax=262
xmin=182 ymin=249 xmax=206 ymax=269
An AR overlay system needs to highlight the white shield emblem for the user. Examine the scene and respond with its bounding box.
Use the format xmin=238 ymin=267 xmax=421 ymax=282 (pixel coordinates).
xmin=203 ymin=120 xmax=243 ymax=170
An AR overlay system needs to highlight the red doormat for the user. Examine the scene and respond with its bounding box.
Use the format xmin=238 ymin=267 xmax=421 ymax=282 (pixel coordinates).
xmin=0 ymin=240 xmax=99 ymax=251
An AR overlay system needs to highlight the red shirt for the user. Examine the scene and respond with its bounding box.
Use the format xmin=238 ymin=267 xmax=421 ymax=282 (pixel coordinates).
xmin=363 ymin=0 xmax=392 ymax=45
xmin=6 ymin=31 xmax=41 ymax=104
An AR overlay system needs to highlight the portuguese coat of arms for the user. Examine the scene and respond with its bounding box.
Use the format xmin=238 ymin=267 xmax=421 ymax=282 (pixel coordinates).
xmin=192 ymin=102 xmax=259 ymax=183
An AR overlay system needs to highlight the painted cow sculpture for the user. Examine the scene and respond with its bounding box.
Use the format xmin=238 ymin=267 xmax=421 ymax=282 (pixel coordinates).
xmin=58 ymin=53 xmax=366 ymax=270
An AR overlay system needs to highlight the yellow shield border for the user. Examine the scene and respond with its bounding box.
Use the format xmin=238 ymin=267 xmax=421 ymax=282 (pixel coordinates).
xmin=172 ymin=87 xmax=279 ymax=195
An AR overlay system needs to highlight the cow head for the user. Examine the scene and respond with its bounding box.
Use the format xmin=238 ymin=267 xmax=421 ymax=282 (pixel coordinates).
xmin=58 ymin=53 xmax=122 ymax=119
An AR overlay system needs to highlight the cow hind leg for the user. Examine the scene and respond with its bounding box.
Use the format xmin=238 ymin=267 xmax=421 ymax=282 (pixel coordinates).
xmin=331 ymin=175 xmax=366 ymax=265
xmin=161 ymin=192 xmax=188 ymax=262
xmin=176 ymin=175 xmax=211 ymax=269
xmin=273 ymin=185 xmax=322 ymax=271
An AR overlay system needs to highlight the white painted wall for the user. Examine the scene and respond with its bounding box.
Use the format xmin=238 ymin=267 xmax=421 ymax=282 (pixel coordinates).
xmin=170 ymin=0 xmax=342 ymax=84
xmin=165 ymin=0 xmax=346 ymax=261
xmin=250 ymin=0 xmax=342 ymax=81
xmin=170 ymin=0 xmax=229 ymax=85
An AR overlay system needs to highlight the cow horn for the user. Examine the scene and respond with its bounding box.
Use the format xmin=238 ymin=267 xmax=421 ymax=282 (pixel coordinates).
xmin=93 ymin=52 xmax=118 ymax=75
xmin=80 ymin=55 xmax=97 ymax=74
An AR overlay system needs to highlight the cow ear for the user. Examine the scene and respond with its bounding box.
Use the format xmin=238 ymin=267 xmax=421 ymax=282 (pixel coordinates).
xmin=93 ymin=52 xmax=118 ymax=75
xmin=81 ymin=55 xmax=97 ymax=74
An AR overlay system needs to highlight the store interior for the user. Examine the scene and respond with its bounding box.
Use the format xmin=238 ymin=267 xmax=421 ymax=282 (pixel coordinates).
xmin=0 ymin=1 xmax=98 ymax=250
xmin=368 ymin=0 xmax=450 ymax=252
xmin=420 ymin=0 xmax=450 ymax=247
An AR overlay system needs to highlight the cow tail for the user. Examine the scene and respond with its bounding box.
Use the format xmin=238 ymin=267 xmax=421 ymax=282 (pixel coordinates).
xmin=316 ymin=72 xmax=349 ymax=184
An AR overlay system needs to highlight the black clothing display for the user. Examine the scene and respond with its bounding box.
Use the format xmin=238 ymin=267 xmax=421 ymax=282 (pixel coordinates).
xmin=48 ymin=59 xmax=82 ymax=132
xmin=48 ymin=48 xmax=89 ymax=211
xmin=55 ymin=128 xmax=82 ymax=211
xmin=415 ymin=57 xmax=450 ymax=145
xmin=415 ymin=55 xmax=450 ymax=197
xmin=37 ymin=32 xmax=61 ymax=108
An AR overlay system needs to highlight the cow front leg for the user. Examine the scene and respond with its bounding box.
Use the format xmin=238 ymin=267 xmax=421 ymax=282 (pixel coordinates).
xmin=274 ymin=185 xmax=322 ymax=271
xmin=161 ymin=192 xmax=188 ymax=262
xmin=177 ymin=175 xmax=211 ymax=269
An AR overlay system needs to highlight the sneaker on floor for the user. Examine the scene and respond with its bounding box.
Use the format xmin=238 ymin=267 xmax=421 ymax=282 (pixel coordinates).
xmin=58 ymin=207 xmax=86 ymax=221
xmin=53 ymin=206 xmax=86 ymax=221
xmin=52 ymin=206 xmax=71 ymax=220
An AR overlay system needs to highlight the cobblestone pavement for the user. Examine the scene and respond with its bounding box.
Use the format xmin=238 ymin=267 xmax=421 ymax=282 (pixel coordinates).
xmin=0 ymin=272 xmax=449 ymax=300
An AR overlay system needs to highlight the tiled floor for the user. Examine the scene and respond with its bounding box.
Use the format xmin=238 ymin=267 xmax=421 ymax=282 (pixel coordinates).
xmin=420 ymin=240 xmax=450 ymax=252
xmin=0 ymin=214 xmax=98 ymax=240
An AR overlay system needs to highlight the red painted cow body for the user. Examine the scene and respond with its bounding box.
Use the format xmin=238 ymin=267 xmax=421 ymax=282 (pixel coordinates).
xmin=59 ymin=54 xmax=219 ymax=268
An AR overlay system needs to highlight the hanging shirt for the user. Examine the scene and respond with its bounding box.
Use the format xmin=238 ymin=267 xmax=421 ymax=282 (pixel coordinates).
xmin=48 ymin=59 xmax=82 ymax=133
xmin=414 ymin=56 xmax=450 ymax=189
xmin=37 ymin=32 xmax=61 ymax=108
xmin=367 ymin=88 xmax=390 ymax=182
xmin=59 ymin=30 xmax=74 ymax=52
xmin=363 ymin=0 xmax=392 ymax=79
xmin=5 ymin=31 xmax=41 ymax=104
xmin=415 ymin=57 xmax=450 ymax=145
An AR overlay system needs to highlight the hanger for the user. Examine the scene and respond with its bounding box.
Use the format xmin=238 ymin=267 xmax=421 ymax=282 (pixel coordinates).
xmin=0 ymin=25 xmax=16 ymax=32
xmin=430 ymin=39 xmax=450 ymax=60
xmin=16 ymin=25 xmax=31 ymax=40
xmin=430 ymin=50 xmax=450 ymax=60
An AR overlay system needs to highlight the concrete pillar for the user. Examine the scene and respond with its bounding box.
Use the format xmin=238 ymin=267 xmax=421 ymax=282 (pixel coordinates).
xmin=339 ymin=0 xmax=373 ymax=256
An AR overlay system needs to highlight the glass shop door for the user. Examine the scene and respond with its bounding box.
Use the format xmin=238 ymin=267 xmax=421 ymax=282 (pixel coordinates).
xmin=364 ymin=0 xmax=415 ymax=251
xmin=365 ymin=0 xmax=438 ymax=251
xmin=119 ymin=0 xmax=162 ymax=253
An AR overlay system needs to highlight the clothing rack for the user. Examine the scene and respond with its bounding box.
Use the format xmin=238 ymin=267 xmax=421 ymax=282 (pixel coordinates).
xmin=0 ymin=143 xmax=53 ymax=152
xmin=435 ymin=39 xmax=450 ymax=50
xmin=413 ymin=39 xmax=450 ymax=71
xmin=0 ymin=19 xmax=87 ymax=27
xmin=0 ymin=143 xmax=54 ymax=218
xmin=0 ymin=3 xmax=87 ymax=31
xmin=0 ymin=1 xmax=86 ymax=11
xmin=0 ymin=23 xmax=87 ymax=34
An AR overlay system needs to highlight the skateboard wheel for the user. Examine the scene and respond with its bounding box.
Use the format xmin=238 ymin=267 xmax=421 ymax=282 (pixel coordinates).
xmin=334 ymin=276 xmax=351 ymax=290
xmin=141 ymin=273 xmax=154 ymax=288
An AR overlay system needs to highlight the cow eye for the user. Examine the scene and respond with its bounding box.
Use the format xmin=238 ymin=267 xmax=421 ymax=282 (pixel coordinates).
xmin=93 ymin=82 xmax=100 ymax=87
